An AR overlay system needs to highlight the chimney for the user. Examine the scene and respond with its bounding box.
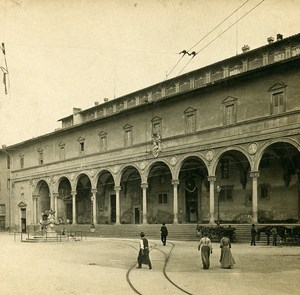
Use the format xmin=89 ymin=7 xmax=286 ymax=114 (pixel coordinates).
xmin=277 ymin=34 xmax=283 ymax=41
xmin=242 ymin=45 xmax=250 ymax=53
xmin=104 ymin=98 xmax=109 ymax=102
xmin=267 ymin=37 xmax=274 ymax=44
xmin=94 ymin=101 xmax=99 ymax=106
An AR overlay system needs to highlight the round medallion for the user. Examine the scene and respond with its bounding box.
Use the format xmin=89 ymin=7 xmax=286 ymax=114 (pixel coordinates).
xmin=248 ymin=143 xmax=258 ymax=155
xmin=205 ymin=150 xmax=214 ymax=161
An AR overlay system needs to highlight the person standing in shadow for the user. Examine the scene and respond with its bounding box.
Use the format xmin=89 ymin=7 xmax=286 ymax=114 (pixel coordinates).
xmin=251 ymin=224 xmax=257 ymax=246
xmin=160 ymin=223 xmax=168 ymax=246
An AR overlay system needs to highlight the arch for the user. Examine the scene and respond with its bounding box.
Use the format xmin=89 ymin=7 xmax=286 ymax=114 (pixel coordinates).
xmin=256 ymin=140 xmax=300 ymax=223
xmin=119 ymin=165 xmax=142 ymax=224
xmin=147 ymin=161 xmax=173 ymax=224
xmin=174 ymin=153 xmax=207 ymax=179
xmin=35 ymin=180 xmax=51 ymax=223
xmin=143 ymin=159 xmax=174 ymax=181
xmin=178 ymin=156 xmax=209 ymax=224
xmin=75 ymin=173 xmax=92 ymax=224
xmin=210 ymin=146 xmax=252 ymax=175
xmin=255 ymin=138 xmax=300 ymax=171
xmin=95 ymin=169 xmax=116 ymax=224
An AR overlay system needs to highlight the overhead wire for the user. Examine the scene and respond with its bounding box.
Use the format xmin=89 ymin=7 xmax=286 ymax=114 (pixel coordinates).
xmin=174 ymin=0 xmax=265 ymax=79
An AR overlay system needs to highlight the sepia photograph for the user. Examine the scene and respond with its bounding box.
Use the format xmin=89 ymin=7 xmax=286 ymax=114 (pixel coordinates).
xmin=0 ymin=0 xmax=300 ymax=294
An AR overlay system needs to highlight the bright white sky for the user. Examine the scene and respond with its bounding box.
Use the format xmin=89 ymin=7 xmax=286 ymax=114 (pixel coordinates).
xmin=0 ymin=0 xmax=299 ymax=146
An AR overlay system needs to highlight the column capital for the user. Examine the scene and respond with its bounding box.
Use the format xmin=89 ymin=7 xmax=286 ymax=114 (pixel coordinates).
xmin=91 ymin=189 xmax=97 ymax=194
xmin=250 ymin=171 xmax=260 ymax=178
xmin=71 ymin=190 xmax=77 ymax=195
xmin=207 ymin=175 xmax=216 ymax=182
xmin=53 ymin=192 xmax=59 ymax=198
xmin=141 ymin=182 xmax=148 ymax=189
xmin=114 ymin=186 xmax=121 ymax=192
xmin=171 ymin=179 xmax=179 ymax=186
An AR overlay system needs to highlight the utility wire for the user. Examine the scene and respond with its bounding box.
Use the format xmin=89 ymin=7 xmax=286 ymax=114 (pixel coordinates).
xmin=173 ymin=0 xmax=265 ymax=81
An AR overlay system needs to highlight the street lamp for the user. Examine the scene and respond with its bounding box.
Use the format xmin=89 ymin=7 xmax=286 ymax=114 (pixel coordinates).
xmin=216 ymin=185 xmax=221 ymax=223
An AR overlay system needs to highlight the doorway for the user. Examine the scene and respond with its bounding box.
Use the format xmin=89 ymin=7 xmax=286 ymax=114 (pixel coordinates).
xmin=186 ymin=189 xmax=198 ymax=222
xmin=21 ymin=208 xmax=26 ymax=233
xmin=134 ymin=207 xmax=140 ymax=224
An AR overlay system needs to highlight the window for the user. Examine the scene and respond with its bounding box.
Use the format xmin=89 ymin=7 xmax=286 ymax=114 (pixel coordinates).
xmin=123 ymin=124 xmax=133 ymax=147
xmin=38 ymin=149 xmax=44 ymax=165
xmin=59 ymin=143 xmax=66 ymax=160
xmin=269 ymin=82 xmax=287 ymax=115
xmin=77 ymin=137 xmax=85 ymax=154
xmin=6 ymin=155 xmax=10 ymax=169
xmin=0 ymin=204 xmax=5 ymax=215
xmin=151 ymin=116 xmax=162 ymax=137
xmin=222 ymin=96 xmax=237 ymax=125
xmin=272 ymin=92 xmax=284 ymax=114
xmin=158 ymin=193 xmax=168 ymax=204
xmin=219 ymin=186 xmax=233 ymax=201
xmin=184 ymin=107 xmax=196 ymax=133
xmin=260 ymin=184 xmax=270 ymax=200
xmin=19 ymin=153 xmax=24 ymax=169
xmin=99 ymin=131 xmax=107 ymax=152
xmin=221 ymin=161 xmax=230 ymax=179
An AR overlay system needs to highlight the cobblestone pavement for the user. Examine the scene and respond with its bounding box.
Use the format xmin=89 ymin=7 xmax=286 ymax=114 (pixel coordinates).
xmin=0 ymin=233 xmax=299 ymax=295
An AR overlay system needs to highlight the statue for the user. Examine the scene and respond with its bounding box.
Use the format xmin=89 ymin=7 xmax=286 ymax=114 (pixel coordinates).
xmin=151 ymin=131 xmax=162 ymax=157
xmin=39 ymin=209 xmax=60 ymax=236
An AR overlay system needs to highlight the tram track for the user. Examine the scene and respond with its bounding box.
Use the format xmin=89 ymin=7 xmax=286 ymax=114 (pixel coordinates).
xmin=124 ymin=240 xmax=193 ymax=295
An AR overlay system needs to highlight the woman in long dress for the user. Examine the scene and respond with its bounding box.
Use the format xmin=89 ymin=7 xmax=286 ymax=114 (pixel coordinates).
xmin=220 ymin=234 xmax=235 ymax=269
xmin=198 ymin=232 xmax=213 ymax=269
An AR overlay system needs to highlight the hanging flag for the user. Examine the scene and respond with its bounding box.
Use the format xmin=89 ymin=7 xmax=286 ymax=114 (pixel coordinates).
xmin=0 ymin=43 xmax=9 ymax=95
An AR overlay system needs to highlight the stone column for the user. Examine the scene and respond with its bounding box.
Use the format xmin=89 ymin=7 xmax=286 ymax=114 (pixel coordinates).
xmin=207 ymin=176 xmax=216 ymax=224
xmin=71 ymin=190 xmax=77 ymax=224
xmin=91 ymin=189 xmax=97 ymax=225
xmin=250 ymin=171 xmax=260 ymax=223
xmin=114 ymin=186 xmax=121 ymax=225
xmin=141 ymin=183 xmax=148 ymax=224
xmin=32 ymin=195 xmax=38 ymax=224
xmin=172 ymin=179 xmax=179 ymax=224
xmin=53 ymin=192 xmax=58 ymax=217
xmin=49 ymin=192 xmax=53 ymax=211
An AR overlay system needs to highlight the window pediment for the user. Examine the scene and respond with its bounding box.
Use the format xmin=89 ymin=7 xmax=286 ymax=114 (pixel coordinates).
xmin=123 ymin=124 xmax=132 ymax=131
xmin=268 ymin=82 xmax=287 ymax=92
xmin=77 ymin=136 xmax=85 ymax=142
xmin=184 ymin=107 xmax=196 ymax=114
xmin=222 ymin=96 xmax=238 ymax=104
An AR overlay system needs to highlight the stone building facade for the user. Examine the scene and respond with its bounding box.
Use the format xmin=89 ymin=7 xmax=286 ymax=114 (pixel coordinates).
xmin=1 ymin=33 xmax=300 ymax=231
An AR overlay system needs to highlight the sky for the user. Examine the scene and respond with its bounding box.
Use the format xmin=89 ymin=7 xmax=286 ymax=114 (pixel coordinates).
xmin=0 ymin=0 xmax=299 ymax=146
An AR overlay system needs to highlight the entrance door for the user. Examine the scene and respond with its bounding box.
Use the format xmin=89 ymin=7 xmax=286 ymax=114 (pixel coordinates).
xmin=134 ymin=207 xmax=140 ymax=224
xmin=21 ymin=209 xmax=26 ymax=233
xmin=110 ymin=194 xmax=116 ymax=223
xmin=66 ymin=203 xmax=72 ymax=224
xmin=186 ymin=189 xmax=198 ymax=222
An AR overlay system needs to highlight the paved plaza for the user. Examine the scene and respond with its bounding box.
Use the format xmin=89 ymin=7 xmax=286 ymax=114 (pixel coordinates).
xmin=0 ymin=233 xmax=299 ymax=295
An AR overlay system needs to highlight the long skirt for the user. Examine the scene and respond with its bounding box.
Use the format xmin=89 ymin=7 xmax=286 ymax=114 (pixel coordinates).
xmin=200 ymin=245 xmax=211 ymax=269
xmin=220 ymin=246 xmax=235 ymax=269
xmin=137 ymin=249 xmax=151 ymax=266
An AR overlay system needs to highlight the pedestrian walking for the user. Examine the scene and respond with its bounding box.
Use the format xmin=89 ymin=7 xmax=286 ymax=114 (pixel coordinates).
xmin=160 ymin=223 xmax=168 ymax=246
xmin=271 ymin=227 xmax=277 ymax=246
xmin=220 ymin=234 xmax=235 ymax=269
xmin=137 ymin=232 xmax=152 ymax=269
xmin=198 ymin=232 xmax=213 ymax=269
xmin=251 ymin=224 xmax=257 ymax=246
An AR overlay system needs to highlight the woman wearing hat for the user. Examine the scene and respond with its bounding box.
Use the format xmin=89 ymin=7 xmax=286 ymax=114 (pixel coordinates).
xmin=137 ymin=232 xmax=152 ymax=269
